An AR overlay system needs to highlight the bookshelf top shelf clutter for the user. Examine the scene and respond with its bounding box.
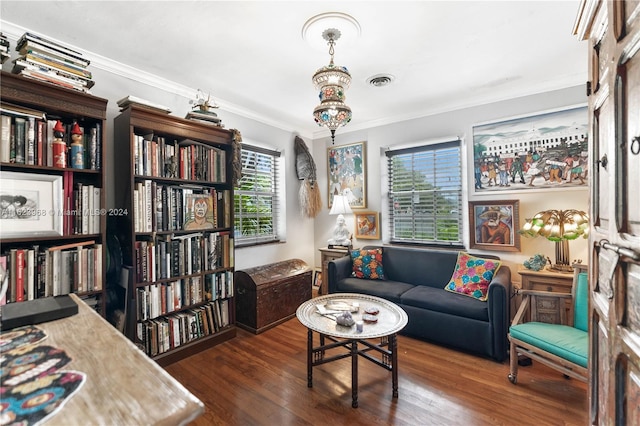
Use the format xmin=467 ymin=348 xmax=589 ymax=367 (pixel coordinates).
xmin=1 ymin=71 xmax=106 ymax=120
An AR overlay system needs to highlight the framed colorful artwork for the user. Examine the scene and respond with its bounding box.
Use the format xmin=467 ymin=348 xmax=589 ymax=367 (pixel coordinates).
xmin=183 ymin=192 xmax=215 ymax=230
xmin=354 ymin=211 xmax=380 ymax=240
xmin=0 ymin=171 xmax=63 ymax=238
xmin=472 ymin=105 xmax=588 ymax=193
xmin=327 ymin=141 xmax=366 ymax=209
xmin=468 ymin=199 xmax=520 ymax=252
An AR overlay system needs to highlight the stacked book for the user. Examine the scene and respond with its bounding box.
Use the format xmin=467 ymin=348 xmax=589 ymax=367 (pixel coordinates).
xmin=0 ymin=33 xmax=9 ymax=64
xmin=185 ymin=109 xmax=223 ymax=128
xmin=12 ymin=32 xmax=94 ymax=93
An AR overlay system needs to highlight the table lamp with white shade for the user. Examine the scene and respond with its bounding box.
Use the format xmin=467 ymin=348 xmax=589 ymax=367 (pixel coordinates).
xmin=328 ymin=194 xmax=353 ymax=248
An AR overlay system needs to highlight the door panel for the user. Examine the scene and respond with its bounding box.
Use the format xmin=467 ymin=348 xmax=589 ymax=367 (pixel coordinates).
xmin=579 ymin=1 xmax=640 ymax=424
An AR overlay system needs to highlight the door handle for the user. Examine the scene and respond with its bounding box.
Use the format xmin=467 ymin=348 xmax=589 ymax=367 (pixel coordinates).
xmin=596 ymin=154 xmax=608 ymax=170
xmin=631 ymin=136 xmax=640 ymax=155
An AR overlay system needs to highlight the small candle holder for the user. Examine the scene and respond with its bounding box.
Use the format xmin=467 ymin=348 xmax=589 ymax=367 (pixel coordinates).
xmin=356 ymin=320 xmax=364 ymax=333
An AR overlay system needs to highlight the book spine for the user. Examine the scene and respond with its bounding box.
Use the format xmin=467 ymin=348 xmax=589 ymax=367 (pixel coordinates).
xmin=26 ymin=249 xmax=35 ymax=301
xmin=1 ymin=114 xmax=12 ymax=162
xmin=26 ymin=117 xmax=35 ymax=165
xmin=13 ymin=117 xmax=25 ymax=163
xmin=15 ymin=249 xmax=25 ymax=302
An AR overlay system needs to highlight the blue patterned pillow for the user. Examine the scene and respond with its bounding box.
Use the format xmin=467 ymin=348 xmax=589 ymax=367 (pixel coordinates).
xmin=351 ymin=248 xmax=385 ymax=280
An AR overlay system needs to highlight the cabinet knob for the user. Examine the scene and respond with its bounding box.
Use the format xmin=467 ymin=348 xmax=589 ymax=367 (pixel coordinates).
xmin=547 ymin=286 xmax=553 ymax=292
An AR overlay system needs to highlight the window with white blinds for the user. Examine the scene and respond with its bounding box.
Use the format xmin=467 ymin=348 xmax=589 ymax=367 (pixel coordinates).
xmin=386 ymin=140 xmax=463 ymax=246
xmin=234 ymin=145 xmax=281 ymax=246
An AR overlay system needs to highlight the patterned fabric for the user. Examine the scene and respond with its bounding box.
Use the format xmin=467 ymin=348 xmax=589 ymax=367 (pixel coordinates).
xmin=0 ymin=325 xmax=86 ymax=426
xmin=444 ymin=252 xmax=501 ymax=301
xmin=351 ymin=248 xmax=385 ymax=280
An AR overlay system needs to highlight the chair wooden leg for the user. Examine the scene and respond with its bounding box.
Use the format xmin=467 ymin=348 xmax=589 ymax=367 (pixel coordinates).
xmin=508 ymin=340 xmax=518 ymax=384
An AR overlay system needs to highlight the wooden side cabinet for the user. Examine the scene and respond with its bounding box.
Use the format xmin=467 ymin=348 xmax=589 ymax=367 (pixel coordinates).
xmin=318 ymin=247 xmax=350 ymax=295
xmin=517 ymin=267 xmax=575 ymax=325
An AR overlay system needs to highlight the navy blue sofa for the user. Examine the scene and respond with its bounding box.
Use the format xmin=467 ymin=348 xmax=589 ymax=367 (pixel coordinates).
xmin=327 ymin=245 xmax=511 ymax=362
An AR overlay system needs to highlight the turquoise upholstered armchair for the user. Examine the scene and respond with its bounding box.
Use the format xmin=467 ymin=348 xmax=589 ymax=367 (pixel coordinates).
xmin=508 ymin=264 xmax=588 ymax=384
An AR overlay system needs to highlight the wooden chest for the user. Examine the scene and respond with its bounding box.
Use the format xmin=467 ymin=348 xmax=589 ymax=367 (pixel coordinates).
xmin=234 ymin=259 xmax=312 ymax=334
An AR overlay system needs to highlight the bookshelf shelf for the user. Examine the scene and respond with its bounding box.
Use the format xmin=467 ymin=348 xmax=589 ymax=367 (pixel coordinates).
xmin=0 ymin=71 xmax=108 ymax=315
xmin=114 ymin=105 xmax=236 ymax=364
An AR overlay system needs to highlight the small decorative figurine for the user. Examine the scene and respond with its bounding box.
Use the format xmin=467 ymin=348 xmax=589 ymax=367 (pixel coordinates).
xmin=52 ymin=120 xmax=67 ymax=168
xmin=69 ymin=122 xmax=84 ymax=169
xmin=523 ymin=253 xmax=550 ymax=271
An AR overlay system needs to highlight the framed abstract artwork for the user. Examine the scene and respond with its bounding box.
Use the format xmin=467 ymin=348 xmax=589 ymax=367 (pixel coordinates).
xmin=472 ymin=105 xmax=588 ymax=193
xmin=468 ymin=199 xmax=520 ymax=252
xmin=327 ymin=141 xmax=366 ymax=209
xmin=354 ymin=211 xmax=380 ymax=240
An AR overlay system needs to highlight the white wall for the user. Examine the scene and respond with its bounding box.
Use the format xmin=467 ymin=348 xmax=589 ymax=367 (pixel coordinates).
xmin=312 ymin=85 xmax=589 ymax=285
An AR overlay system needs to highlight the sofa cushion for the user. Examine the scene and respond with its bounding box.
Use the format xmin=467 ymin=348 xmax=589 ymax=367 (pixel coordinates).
xmin=444 ymin=252 xmax=501 ymax=301
xmin=351 ymin=248 xmax=385 ymax=280
xmin=335 ymin=277 xmax=414 ymax=304
xmin=400 ymin=285 xmax=489 ymax=321
xmin=381 ymin=246 xmax=459 ymax=287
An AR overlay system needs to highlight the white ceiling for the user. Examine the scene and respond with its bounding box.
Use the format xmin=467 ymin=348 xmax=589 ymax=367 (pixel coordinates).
xmin=0 ymin=1 xmax=587 ymax=139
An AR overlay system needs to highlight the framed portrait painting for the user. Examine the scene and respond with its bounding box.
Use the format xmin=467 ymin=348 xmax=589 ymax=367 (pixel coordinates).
xmin=468 ymin=200 xmax=520 ymax=252
xmin=354 ymin=211 xmax=380 ymax=240
xmin=0 ymin=171 xmax=63 ymax=238
xmin=472 ymin=105 xmax=588 ymax=193
xmin=327 ymin=141 xmax=366 ymax=209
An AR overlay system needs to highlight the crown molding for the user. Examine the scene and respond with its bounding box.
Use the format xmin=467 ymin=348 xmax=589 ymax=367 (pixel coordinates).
xmin=0 ymin=20 xmax=311 ymax=138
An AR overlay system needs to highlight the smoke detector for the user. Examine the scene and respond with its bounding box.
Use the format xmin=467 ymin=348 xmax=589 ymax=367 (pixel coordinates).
xmin=367 ymin=74 xmax=395 ymax=87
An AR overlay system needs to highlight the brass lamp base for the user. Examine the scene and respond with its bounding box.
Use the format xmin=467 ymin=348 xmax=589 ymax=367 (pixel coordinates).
xmin=549 ymin=263 xmax=574 ymax=273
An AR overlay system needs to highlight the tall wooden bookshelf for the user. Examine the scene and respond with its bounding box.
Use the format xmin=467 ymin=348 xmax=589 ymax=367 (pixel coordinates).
xmin=114 ymin=105 xmax=236 ymax=365
xmin=0 ymin=71 xmax=108 ymax=315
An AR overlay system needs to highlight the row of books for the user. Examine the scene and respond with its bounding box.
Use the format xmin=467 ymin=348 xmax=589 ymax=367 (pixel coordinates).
xmin=0 ymin=33 xmax=9 ymax=64
xmin=0 ymin=105 xmax=101 ymax=169
xmin=12 ymin=32 xmax=94 ymax=93
xmin=134 ymin=135 xmax=226 ymax=182
xmin=135 ymin=270 xmax=233 ymax=321
xmin=0 ymin=241 xmax=103 ymax=305
xmin=133 ymin=181 xmax=230 ymax=233
xmin=134 ymin=231 xmax=233 ymax=283
xmin=137 ymin=298 xmax=231 ymax=357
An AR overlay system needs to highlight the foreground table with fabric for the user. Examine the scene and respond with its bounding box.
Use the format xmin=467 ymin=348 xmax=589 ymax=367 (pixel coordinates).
xmin=296 ymin=293 xmax=408 ymax=408
xmin=4 ymin=293 xmax=204 ymax=425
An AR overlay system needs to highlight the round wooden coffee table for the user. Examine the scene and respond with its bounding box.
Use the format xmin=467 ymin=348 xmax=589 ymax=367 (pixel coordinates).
xmin=296 ymin=293 xmax=408 ymax=408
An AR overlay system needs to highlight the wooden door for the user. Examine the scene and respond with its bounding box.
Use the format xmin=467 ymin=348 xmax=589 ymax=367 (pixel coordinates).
xmin=577 ymin=1 xmax=640 ymax=423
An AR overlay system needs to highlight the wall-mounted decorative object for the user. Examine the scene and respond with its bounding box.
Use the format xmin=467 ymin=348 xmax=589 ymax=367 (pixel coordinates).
xmin=354 ymin=211 xmax=380 ymax=239
xmin=468 ymin=199 xmax=520 ymax=252
xmin=472 ymin=105 xmax=588 ymax=193
xmin=0 ymin=171 xmax=63 ymax=238
xmin=327 ymin=141 xmax=366 ymax=209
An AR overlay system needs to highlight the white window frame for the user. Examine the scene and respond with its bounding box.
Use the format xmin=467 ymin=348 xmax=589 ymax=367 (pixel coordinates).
xmin=234 ymin=144 xmax=282 ymax=247
xmin=386 ymin=138 xmax=464 ymax=247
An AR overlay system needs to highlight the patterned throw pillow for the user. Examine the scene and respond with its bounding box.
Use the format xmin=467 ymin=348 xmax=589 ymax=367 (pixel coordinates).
xmin=351 ymin=248 xmax=385 ymax=280
xmin=444 ymin=252 xmax=501 ymax=301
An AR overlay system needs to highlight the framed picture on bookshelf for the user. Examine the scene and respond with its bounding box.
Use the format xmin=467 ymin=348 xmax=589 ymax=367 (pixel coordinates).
xmin=0 ymin=171 xmax=63 ymax=237
xmin=354 ymin=211 xmax=380 ymax=239
xmin=183 ymin=193 xmax=215 ymax=230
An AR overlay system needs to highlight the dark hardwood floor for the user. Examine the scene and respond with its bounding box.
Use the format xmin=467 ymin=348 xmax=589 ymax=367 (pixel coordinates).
xmin=165 ymin=316 xmax=587 ymax=425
